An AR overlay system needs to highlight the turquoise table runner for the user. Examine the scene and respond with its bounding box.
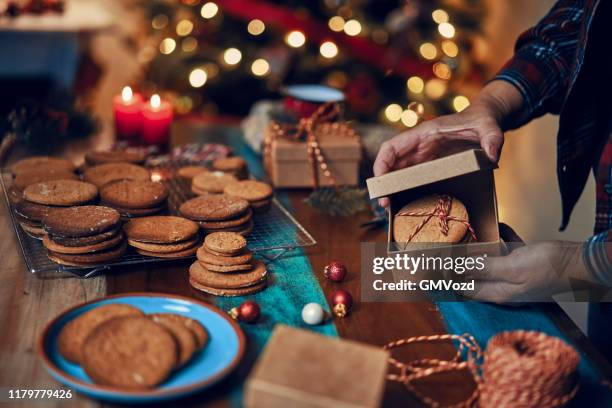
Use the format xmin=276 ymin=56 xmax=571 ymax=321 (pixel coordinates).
xmin=208 ymin=129 xmax=610 ymax=407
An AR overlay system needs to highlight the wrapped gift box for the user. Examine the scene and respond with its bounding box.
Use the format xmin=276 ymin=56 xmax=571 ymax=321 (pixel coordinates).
xmin=366 ymin=149 xmax=502 ymax=255
xmin=244 ymin=325 xmax=388 ymax=408
xmin=263 ymin=122 xmax=362 ymax=188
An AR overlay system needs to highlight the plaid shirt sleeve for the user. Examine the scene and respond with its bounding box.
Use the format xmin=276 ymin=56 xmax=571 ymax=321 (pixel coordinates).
xmin=583 ymin=230 xmax=612 ymax=287
xmin=493 ymin=0 xmax=585 ymax=128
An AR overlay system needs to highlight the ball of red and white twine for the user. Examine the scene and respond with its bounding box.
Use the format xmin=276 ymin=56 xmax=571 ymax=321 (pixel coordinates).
xmin=384 ymin=330 xmax=580 ymax=408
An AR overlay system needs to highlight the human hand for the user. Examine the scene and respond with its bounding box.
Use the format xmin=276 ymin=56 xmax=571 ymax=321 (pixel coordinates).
xmin=373 ymin=102 xmax=504 ymax=207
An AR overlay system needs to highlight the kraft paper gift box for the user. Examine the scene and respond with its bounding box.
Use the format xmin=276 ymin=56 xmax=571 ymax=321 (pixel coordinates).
xmin=244 ymin=325 xmax=388 ymax=408
xmin=263 ymin=122 xmax=362 ymax=188
xmin=366 ymin=149 xmax=502 ymax=255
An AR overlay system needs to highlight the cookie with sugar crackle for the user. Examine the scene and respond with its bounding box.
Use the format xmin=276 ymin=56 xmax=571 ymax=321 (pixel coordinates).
xmin=57 ymin=304 xmax=144 ymax=364
xmin=204 ymin=231 xmax=246 ymax=255
xmin=83 ymin=163 xmax=150 ymax=187
xmin=42 ymin=206 xmax=121 ymax=238
xmin=123 ymin=216 xmax=199 ymax=244
xmin=43 ymin=233 xmax=124 ymax=254
xmin=189 ymin=277 xmax=267 ymax=297
xmin=191 ymin=171 xmax=238 ymax=194
xmin=100 ymin=179 xmax=168 ymax=209
xmin=223 ymin=180 xmax=273 ymax=202
xmin=197 ymin=246 xmax=253 ymax=266
xmin=148 ymin=315 xmax=198 ymax=367
xmin=190 ymin=260 xmax=267 ymax=288
xmin=23 ymin=180 xmax=98 ymax=207
xmin=81 ymin=316 xmax=178 ymax=389
xmin=148 ymin=313 xmax=208 ymax=350
xmin=13 ymin=169 xmax=79 ymax=191
xmin=179 ymin=194 xmax=249 ymax=221
xmin=10 ymin=156 xmax=76 ymax=176
xmin=393 ymin=195 xmax=470 ymax=244
xmin=85 ymin=150 xmax=146 ymax=166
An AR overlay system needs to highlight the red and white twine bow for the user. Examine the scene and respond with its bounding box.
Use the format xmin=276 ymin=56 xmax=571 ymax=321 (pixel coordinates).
xmin=396 ymin=194 xmax=477 ymax=243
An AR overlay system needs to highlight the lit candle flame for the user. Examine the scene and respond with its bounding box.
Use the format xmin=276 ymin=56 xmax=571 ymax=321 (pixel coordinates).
xmin=150 ymin=94 xmax=161 ymax=109
xmin=121 ymin=86 xmax=133 ymax=102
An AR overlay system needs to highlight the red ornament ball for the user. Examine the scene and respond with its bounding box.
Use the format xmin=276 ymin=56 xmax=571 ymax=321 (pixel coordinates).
xmin=324 ymin=261 xmax=347 ymax=282
xmin=332 ymin=289 xmax=353 ymax=318
xmin=229 ymin=300 xmax=260 ymax=323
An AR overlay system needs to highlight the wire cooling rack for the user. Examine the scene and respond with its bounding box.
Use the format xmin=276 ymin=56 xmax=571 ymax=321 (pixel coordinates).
xmin=1 ymin=168 xmax=316 ymax=278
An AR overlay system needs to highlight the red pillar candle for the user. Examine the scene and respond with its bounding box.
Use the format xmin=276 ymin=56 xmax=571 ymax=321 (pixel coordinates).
xmin=142 ymin=94 xmax=173 ymax=147
xmin=113 ymin=86 xmax=144 ymax=141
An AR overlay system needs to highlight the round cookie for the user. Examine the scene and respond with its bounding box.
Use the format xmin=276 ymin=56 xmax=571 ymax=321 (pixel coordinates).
xmin=23 ymin=180 xmax=98 ymax=207
xmin=57 ymin=304 xmax=144 ymax=364
xmin=13 ymin=169 xmax=79 ymax=191
xmin=100 ymin=179 xmax=168 ymax=209
xmin=198 ymin=262 xmax=253 ymax=273
xmin=43 ymin=233 xmax=124 ymax=254
xmin=14 ymin=198 xmax=54 ymax=222
xmin=148 ymin=315 xmax=197 ymax=366
xmin=81 ymin=316 xmax=178 ymax=389
xmin=179 ymin=195 xmax=249 ymax=221
xmin=148 ymin=313 xmax=208 ymax=350
xmin=223 ymin=180 xmax=273 ymax=202
xmin=204 ymin=232 xmax=246 ymax=255
xmin=197 ymin=246 xmax=253 ymax=266
xmin=83 ymin=163 xmax=150 ymax=187
xmin=178 ymin=166 xmax=207 ymax=180
xmin=20 ymin=223 xmax=45 ymax=238
xmin=212 ymin=157 xmax=246 ymax=173
xmin=205 ymin=220 xmax=253 ymax=236
xmin=43 ymin=206 xmax=121 ymax=238
xmin=393 ymin=195 xmax=470 ymax=243
xmin=85 ymin=150 xmax=146 ymax=166
xmin=134 ymin=245 xmax=198 ymax=258
xmin=48 ymin=240 xmax=127 ymax=265
xmin=10 ymin=156 xmax=75 ymax=175
xmin=198 ymin=209 xmax=252 ymax=229
xmin=50 ymin=227 xmax=121 ymax=247
xmin=190 ymin=261 xmax=266 ymax=288
xmin=123 ymin=216 xmax=199 ymax=244
xmin=190 ymin=277 xmax=267 ymax=297
xmin=128 ymin=236 xmax=200 ymax=253
xmin=191 ymin=171 xmax=238 ymax=194
xmin=112 ymin=204 xmax=167 ymax=218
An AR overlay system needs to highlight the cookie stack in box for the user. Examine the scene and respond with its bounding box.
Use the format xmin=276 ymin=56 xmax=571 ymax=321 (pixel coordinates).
xmin=189 ymin=232 xmax=268 ymax=296
xmin=179 ymin=194 xmax=253 ymax=236
xmin=123 ymin=215 xmax=201 ymax=258
xmin=41 ymin=206 xmax=127 ymax=266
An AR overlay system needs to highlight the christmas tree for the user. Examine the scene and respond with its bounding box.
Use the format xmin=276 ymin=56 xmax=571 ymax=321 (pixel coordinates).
xmin=139 ymin=0 xmax=486 ymax=127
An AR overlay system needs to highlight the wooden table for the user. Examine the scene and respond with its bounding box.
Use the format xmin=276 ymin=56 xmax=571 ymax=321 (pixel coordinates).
xmin=1 ymin=127 xmax=610 ymax=407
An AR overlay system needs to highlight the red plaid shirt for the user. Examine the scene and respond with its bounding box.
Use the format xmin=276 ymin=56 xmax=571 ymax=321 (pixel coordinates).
xmin=494 ymin=0 xmax=611 ymax=280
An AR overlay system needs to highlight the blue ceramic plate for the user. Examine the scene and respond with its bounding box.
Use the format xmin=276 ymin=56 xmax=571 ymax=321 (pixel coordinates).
xmin=38 ymin=293 xmax=245 ymax=404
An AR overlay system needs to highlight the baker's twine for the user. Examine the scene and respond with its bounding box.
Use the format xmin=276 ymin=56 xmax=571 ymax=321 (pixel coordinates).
xmin=384 ymin=330 xmax=580 ymax=408
xmin=396 ymin=194 xmax=477 ymax=243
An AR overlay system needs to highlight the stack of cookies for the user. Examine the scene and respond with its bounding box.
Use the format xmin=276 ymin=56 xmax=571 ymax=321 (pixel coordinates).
xmin=83 ymin=162 xmax=151 ymax=187
xmin=124 ymin=215 xmax=201 ymax=258
xmin=16 ymin=179 xmax=99 ymax=239
xmin=179 ymin=194 xmax=253 ymax=236
xmin=212 ymin=156 xmax=248 ymax=180
xmin=100 ymin=179 xmax=168 ymax=219
xmin=189 ymin=232 xmax=268 ymax=296
xmin=41 ymin=206 xmax=127 ymax=266
xmin=191 ymin=170 xmax=238 ymax=195
xmin=224 ymin=180 xmax=273 ymax=213
xmin=56 ymin=303 xmax=208 ymax=389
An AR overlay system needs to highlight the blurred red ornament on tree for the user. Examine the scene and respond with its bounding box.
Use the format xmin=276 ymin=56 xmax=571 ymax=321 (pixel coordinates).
xmin=344 ymin=73 xmax=381 ymax=116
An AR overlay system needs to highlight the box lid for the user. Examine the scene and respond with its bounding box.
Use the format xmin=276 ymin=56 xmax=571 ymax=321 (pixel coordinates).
xmin=366 ymin=149 xmax=494 ymax=199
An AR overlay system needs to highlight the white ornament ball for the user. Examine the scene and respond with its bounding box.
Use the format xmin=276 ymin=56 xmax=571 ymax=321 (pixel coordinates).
xmin=301 ymin=302 xmax=325 ymax=325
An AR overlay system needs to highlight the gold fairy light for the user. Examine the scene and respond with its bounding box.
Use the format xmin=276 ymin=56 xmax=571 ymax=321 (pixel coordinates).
xmin=419 ymin=43 xmax=437 ymax=60
xmin=320 ymin=41 xmax=338 ymax=59
xmin=152 ymin=14 xmax=168 ymax=30
xmin=182 ymin=37 xmax=198 ymax=52
xmin=328 ymin=16 xmax=345 ymax=32
xmin=159 ymin=38 xmax=176 ymax=54
xmin=247 ymin=19 xmax=265 ymax=35
xmin=401 ymin=109 xmax=419 ymax=127
xmin=384 ymin=104 xmax=403 ymax=122
xmin=200 ymin=2 xmax=219 ymax=19
xmin=406 ymin=76 xmax=424 ymax=93
xmin=223 ymin=48 xmax=242 ymax=65
xmin=453 ymin=95 xmax=470 ymax=112
xmin=408 ymin=101 xmax=425 ymax=116
xmin=189 ymin=68 xmax=207 ymax=88
xmin=176 ymin=20 xmax=194 ymax=36
xmin=433 ymin=62 xmax=452 ymax=80
xmin=425 ymin=79 xmax=447 ymax=100
xmin=438 ymin=22 xmax=456 ymax=39
xmin=441 ymin=40 xmax=459 ymax=57
xmin=432 ymin=9 xmax=449 ymax=24
xmin=251 ymin=59 xmax=270 ymax=76
xmin=285 ymin=30 xmax=306 ymax=48
xmin=202 ymin=62 xmax=219 ymax=79
xmin=343 ymin=19 xmax=362 ymax=36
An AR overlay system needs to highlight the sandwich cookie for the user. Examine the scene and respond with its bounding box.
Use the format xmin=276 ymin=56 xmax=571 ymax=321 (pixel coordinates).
xmin=191 ymin=171 xmax=238 ymax=195
xmin=223 ymin=180 xmax=273 ymax=213
xmin=83 ymin=163 xmax=150 ymax=187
